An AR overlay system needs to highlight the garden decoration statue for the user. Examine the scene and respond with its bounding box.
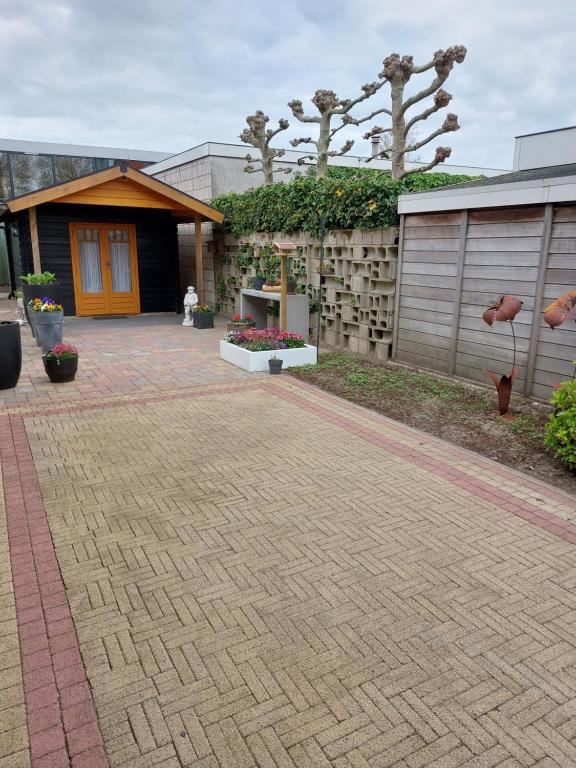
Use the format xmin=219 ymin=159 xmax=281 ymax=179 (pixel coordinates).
xmin=482 ymin=294 xmax=523 ymax=416
xmin=543 ymin=289 xmax=576 ymax=330
xmin=182 ymin=286 xmax=198 ymax=326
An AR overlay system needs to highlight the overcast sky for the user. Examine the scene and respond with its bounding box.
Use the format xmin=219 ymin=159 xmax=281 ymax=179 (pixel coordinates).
xmin=1 ymin=0 xmax=575 ymax=170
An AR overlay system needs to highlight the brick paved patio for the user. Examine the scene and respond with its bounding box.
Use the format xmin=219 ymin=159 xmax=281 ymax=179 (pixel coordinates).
xmin=2 ymin=300 xmax=576 ymax=768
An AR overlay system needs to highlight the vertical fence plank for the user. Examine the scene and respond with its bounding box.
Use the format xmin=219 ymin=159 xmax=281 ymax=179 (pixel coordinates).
xmin=448 ymin=210 xmax=468 ymax=375
xmin=524 ymin=202 xmax=553 ymax=396
xmin=391 ymin=214 xmax=405 ymax=359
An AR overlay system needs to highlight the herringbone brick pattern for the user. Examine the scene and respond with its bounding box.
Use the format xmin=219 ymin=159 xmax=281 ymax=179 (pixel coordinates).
xmin=0 ymin=470 xmax=30 ymax=768
xmin=22 ymin=379 xmax=576 ymax=768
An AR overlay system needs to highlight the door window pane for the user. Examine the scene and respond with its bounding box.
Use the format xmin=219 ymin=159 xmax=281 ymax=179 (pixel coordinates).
xmin=78 ymin=229 xmax=102 ymax=293
xmin=108 ymin=229 xmax=131 ymax=293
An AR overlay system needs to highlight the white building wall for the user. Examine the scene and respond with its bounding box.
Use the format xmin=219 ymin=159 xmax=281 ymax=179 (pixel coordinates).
xmin=514 ymin=127 xmax=576 ymax=171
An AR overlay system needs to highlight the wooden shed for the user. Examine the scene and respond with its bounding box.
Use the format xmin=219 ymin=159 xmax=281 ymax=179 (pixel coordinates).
xmin=2 ymin=163 xmax=224 ymax=315
xmin=394 ymin=165 xmax=576 ymax=399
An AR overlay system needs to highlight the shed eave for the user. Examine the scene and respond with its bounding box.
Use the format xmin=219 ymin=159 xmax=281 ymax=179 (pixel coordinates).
xmin=398 ymin=175 xmax=576 ymax=214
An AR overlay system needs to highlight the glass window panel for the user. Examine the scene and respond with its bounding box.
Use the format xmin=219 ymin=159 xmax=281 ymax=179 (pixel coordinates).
xmin=108 ymin=230 xmax=131 ymax=293
xmin=54 ymin=155 xmax=95 ymax=182
xmin=10 ymin=153 xmax=54 ymax=195
xmin=78 ymin=230 xmax=102 ymax=293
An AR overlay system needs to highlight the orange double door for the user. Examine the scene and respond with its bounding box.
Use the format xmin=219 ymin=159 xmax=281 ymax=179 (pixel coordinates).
xmin=70 ymin=222 xmax=140 ymax=316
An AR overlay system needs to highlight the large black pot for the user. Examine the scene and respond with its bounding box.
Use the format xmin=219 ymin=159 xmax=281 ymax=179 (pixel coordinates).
xmin=0 ymin=321 xmax=22 ymax=390
xmin=21 ymin=283 xmax=62 ymax=338
xmin=192 ymin=312 xmax=214 ymax=329
xmin=43 ymin=355 xmax=78 ymax=383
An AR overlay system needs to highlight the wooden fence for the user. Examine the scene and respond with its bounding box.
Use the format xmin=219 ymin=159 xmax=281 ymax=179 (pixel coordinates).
xmin=393 ymin=204 xmax=576 ymax=400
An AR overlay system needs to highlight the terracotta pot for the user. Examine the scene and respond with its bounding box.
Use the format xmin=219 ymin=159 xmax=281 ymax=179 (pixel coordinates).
xmin=226 ymin=321 xmax=256 ymax=332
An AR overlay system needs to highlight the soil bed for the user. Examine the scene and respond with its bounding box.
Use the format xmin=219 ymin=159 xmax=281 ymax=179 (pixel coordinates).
xmin=288 ymin=353 xmax=576 ymax=495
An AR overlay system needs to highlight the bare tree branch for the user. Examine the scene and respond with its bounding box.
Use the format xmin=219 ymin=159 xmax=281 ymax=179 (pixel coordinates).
xmin=366 ymin=45 xmax=466 ymax=179
xmin=240 ymin=110 xmax=290 ymax=185
xmin=402 ymin=146 xmax=452 ymax=176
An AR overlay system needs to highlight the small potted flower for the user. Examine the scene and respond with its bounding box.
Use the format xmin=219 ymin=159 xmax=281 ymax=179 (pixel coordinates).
xmin=192 ymin=304 xmax=215 ymax=329
xmin=226 ymin=313 xmax=255 ymax=332
xmin=251 ymin=273 xmax=266 ymax=291
xmin=43 ymin=343 xmax=78 ymax=383
xmin=29 ymin=297 xmax=64 ymax=353
xmin=269 ymin=352 xmax=283 ymax=375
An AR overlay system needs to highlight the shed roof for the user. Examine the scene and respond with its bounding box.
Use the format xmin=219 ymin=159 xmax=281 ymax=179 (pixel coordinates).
xmin=4 ymin=163 xmax=224 ymax=223
xmin=398 ymin=163 xmax=576 ymax=215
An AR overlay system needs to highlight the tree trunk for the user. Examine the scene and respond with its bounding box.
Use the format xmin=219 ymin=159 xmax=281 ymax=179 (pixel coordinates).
xmin=316 ymin=115 xmax=332 ymax=178
xmin=390 ymin=84 xmax=406 ymax=180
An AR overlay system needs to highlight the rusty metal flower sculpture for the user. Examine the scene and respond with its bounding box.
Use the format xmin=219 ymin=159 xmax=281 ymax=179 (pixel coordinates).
xmin=482 ymin=295 xmax=523 ymax=415
xmin=543 ymin=290 xmax=576 ymax=329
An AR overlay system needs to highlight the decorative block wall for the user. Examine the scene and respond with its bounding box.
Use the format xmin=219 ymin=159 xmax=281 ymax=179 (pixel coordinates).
xmin=209 ymin=228 xmax=398 ymax=360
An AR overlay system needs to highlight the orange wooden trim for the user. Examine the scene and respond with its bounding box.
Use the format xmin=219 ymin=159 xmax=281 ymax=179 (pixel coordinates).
xmin=280 ymin=254 xmax=287 ymax=332
xmin=9 ymin=167 xmax=121 ymax=212
xmin=195 ymin=215 xmax=204 ymax=304
xmin=69 ymin=222 xmax=140 ymax=316
xmin=29 ymin=207 xmax=41 ymax=273
xmin=7 ymin=165 xmax=225 ymax=224
xmin=125 ymin=168 xmax=225 ymax=224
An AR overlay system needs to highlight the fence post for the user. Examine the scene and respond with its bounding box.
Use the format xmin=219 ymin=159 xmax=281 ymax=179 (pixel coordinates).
xmin=447 ymin=209 xmax=468 ymax=376
xmin=524 ymin=203 xmax=553 ymax=396
xmin=391 ymin=215 xmax=405 ymax=359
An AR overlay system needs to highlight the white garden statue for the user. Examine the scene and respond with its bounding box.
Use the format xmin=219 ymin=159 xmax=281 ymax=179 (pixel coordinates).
xmin=182 ymin=286 xmax=199 ymax=326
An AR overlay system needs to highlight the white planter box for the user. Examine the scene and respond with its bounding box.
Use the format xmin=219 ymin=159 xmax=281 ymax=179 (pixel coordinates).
xmin=220 ymin=341 xmax=317 ymax=372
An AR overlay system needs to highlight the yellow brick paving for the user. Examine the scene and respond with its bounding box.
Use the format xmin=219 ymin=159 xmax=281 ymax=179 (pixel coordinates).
xmin=0 ymin=471 xmax=30 ymax=768
xmin=18 ymin=378 xmax=576 ymax=768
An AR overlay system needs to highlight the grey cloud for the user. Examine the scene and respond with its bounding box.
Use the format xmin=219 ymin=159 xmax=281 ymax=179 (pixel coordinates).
xmin=0 ymin=0 xmax=575 ymax=169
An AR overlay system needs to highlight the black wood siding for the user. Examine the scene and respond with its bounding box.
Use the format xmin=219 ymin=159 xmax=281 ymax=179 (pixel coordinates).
xmin=14 ymin=203 xmax=179 ymax=315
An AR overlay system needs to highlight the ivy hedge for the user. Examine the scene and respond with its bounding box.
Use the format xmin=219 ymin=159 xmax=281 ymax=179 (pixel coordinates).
xmin=211 ymin=167 xmax=478 ymax=236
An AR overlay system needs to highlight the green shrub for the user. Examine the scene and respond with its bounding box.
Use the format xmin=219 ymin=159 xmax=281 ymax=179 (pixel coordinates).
xmin=211 ymin=167 xmax=478 ymax=236
xmin=544 ymin=380 xmax=576 ymax=470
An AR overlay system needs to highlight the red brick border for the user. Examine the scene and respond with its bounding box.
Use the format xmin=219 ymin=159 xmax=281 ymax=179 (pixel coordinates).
xmin=270 ymin=385 xmax=576 ymax=544
xmin=1 ymin=377 xmax=575 ymax=767
xmin=0 ymin=414 xmax=109 ymax=768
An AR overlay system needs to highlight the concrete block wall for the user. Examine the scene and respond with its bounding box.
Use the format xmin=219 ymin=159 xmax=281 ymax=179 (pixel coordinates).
xmin=210 ymin=229 xmax=398 ymax=360
xmin=154 ymin=161 xmax=216 ymax=304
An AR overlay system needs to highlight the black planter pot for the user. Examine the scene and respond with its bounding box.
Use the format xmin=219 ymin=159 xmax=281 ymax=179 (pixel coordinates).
xmin=43 ymin=355 xmax=78 ymax=383
xmin=21 ymin=283 xmax=61 ymax=338
xmin=269 ymin=357 xmax=283 ymax=375
xmin=192 ymin=312 xmax=214 ymax=329
xmin=0 ymin=321 xmax=22 ymax=390
xmin=252 ymin=277 xmax=266 ymax=290
xmin=286 ymin=282 xmax=297 ymax=294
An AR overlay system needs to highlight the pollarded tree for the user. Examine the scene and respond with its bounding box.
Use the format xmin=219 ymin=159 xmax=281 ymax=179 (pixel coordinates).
xmin=287 ymin=83 xmax=383 ymax=178
xmin=240 ymin=111 xmax=292 ymax=186
xmin=357 ymin=46 xmax=467 ymax=179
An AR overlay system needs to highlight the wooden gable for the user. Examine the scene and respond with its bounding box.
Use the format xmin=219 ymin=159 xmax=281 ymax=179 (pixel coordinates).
xmin=55 ymin=177 xmax=192 ymax=211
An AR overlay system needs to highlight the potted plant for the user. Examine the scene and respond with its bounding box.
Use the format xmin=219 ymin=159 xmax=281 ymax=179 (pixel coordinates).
xmin=269 ymin=352 xmax=283 ymax=375
xmin=20 ymin=272 xmax=60 ymax=337
xmin=226 ymin=313 xmax=255 ymax=332
xmin=251 ymin=274 xmax=266 ymax=291
xmin=43 ymin=343 xmax=78 ymax=383
xmin=30 ymin=297 xmax=64 ymax=353
xmin=192 ymin=304 xmax=215 ymax=329
xmin=220 ymin=327 xmax=316 ymax=371
xmin=0 ymin=321 xmax=22 ymax=390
